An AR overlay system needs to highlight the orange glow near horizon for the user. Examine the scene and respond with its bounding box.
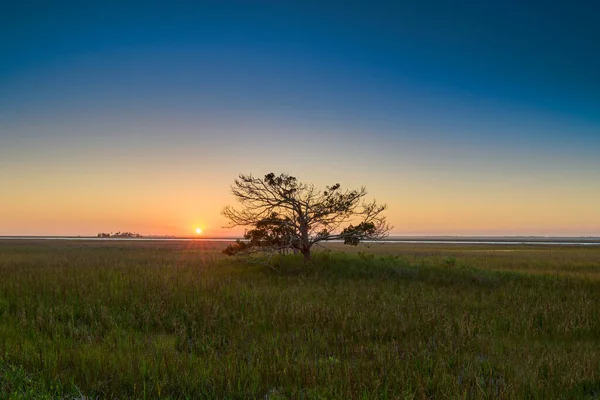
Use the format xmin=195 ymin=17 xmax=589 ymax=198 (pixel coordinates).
xmin=1 ymin=151 xmax=600 ymax=237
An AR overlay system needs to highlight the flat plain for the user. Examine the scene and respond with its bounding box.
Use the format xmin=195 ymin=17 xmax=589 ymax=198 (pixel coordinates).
xmin=0 ymin=239 xmax=599 ymax=399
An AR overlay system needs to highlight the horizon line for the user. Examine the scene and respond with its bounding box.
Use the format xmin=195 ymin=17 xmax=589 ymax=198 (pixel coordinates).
xmin=2 ymin=235 xmax=600 ymax=240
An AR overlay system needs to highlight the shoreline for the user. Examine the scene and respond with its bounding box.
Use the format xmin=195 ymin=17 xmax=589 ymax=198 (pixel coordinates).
xmin=1 ymin=236 xmax=600 ymax=245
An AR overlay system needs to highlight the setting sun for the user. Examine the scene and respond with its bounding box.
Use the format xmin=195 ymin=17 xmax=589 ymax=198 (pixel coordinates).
xmin=195 ymin=228 xmax=202 ymax=234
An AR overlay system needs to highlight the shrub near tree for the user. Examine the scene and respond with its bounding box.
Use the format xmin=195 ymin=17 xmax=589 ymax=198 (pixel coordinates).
xmin=222 ymin=173 xmax=391 ymax=262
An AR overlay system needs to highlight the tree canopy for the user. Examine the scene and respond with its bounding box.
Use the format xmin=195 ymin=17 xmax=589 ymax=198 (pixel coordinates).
xmin=222 ymin=173 xmax=391 ymax=262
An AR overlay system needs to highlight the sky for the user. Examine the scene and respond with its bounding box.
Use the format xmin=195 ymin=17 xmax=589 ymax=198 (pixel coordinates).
xmin=1 ymin=0 xmax=599 ymax=237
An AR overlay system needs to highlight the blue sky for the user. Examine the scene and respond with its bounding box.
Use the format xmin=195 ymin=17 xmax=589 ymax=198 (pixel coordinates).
xmin=1 ymin=1 xmax=599 ymax=236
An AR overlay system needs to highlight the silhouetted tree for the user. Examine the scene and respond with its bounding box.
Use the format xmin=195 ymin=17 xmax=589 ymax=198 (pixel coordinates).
xmin=96 ymin=232 xmax=142 ymax=238
xmin=222 ymin=173 xmax=391 ymax=263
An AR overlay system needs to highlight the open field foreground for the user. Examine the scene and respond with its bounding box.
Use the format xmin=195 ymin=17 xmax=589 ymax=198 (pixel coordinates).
xmin=0 ymin=240 xmax=599 ymax=399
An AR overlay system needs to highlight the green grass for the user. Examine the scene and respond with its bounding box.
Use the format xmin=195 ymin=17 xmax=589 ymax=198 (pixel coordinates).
xmin=0 ymin=240 xmax=599 ymax=399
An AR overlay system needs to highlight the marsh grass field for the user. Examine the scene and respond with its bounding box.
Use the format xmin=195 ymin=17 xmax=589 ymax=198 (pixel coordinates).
xmin=0 ymin=240 xmax=599 ymax=399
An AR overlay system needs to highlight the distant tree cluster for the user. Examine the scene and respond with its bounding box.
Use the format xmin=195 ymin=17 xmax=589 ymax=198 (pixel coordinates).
xmin=97 ymin=232 xmax=143 ymax=238
xmin=222 ymin=173 xmax=391 ymax=263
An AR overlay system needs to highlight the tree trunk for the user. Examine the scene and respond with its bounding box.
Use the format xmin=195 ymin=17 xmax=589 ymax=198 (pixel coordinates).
xmin=301 ymin=247 xmax=311 ymax=263
xmin=299 ymin=220 xmax=311 ymax=263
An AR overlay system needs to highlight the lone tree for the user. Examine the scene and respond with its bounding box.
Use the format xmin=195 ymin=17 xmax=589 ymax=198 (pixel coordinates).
xmin=222 ymin=173 xmax=391 ymax=262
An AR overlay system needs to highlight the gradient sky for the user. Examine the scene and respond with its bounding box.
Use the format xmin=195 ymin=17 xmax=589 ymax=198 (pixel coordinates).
xmin=2 ymin=1 xmax=599 ymax=236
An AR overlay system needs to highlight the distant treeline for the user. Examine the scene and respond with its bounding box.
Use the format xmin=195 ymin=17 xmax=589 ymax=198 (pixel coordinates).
xmin=97 ymin=232 xmax=143 ymax=238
